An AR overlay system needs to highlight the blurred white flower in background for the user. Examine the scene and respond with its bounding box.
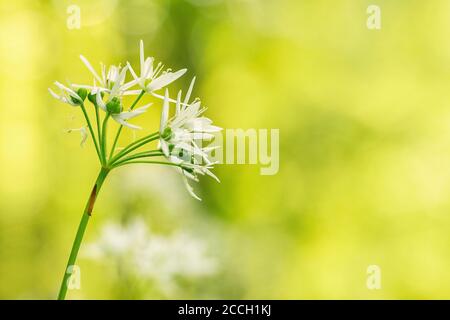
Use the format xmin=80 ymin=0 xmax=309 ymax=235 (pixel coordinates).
xmin=113 ymin=165 xmax=192 ymax=213
xmin=84 ymin=218 xmax=217 ymax=294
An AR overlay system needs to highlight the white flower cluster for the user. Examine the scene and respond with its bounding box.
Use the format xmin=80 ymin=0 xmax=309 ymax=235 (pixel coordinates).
xmin=159 ymin=85 xmax=222 ymax=200
xmin=85 ymin=218 xmax=217 ymax=292
xmin=49 ymin=40 xmax=221 ymax=200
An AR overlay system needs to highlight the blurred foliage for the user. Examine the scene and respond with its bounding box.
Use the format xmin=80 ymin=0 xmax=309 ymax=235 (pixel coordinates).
xmin=2 ymin=0 xmax=450 ymax=299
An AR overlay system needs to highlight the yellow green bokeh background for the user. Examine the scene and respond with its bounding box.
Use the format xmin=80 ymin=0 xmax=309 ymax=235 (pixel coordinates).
xmin=2 ymin=0 xmax=450 ymax=299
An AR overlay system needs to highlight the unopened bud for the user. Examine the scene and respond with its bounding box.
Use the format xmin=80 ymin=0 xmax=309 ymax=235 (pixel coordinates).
xmin=76 ymin=88 xmax=88 ymax=102
xmin=161 ymin=127 xmax=173 ymax=140
xmin=106 ymin=97 xmax=122 ymax=114
xmin=88 ymin=91 xmax=104 ymax=105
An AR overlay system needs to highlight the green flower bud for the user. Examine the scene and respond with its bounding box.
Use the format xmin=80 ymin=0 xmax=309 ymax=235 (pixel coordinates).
xmin=106 ymin=97 xmax=122 ymax=114
xmin=70 ymin=96 xmax=81 ymax=105
xmin=88 ymin=91 xmax=104 ymax=105
xmin=161 ymin=127 xmax=173 ymax=140
xmin=76 ymin=88 xmax=88 ymax=102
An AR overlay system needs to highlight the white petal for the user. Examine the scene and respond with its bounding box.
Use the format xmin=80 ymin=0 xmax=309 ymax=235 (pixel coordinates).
xmin=176 ymin=90 xmax=182 ymax=115
xmin=122 ymin=79 xmax=139 ymax=91
xmin=123 ymin=89 xmax=143 ymax=96
xmin=203 ymin=125 xmax=222 ymax=132
xmin=183 ymin=76 xmax=196 ymax=107
xmin=146 ymin=69 xmax=187 ymax=92
xmin=112 ymin=114 xmax=142 ymax=130
xmin=143 ymin=57 xmax=153 ymax=79
xmin=161 ymin=140 xmax=170 ymax=157
xmin=204 ymin=168 xmax=220 ymax=183
xmin=110 ymin=65 xmax=129 ymax=97
xmin=134 ymin=103 xmax=153 ymax=112
xmin=117 ymin=104 xmax=150 ymax=120
xmin=160 ymin=89 xmax=170 ymax=134
xmin=190 ymin=132 xmax=215 ymax=140
xmin=182 ymin=168 xmax=198 ymax=182
xmin=151 ymin=92 xmax=183 ymax=105
xmin=139 ymin=40 xmax=145 ymax=76
xmin=186 ymin=118 xmax=222 ymax=133
xmin=126 ymin=62 xmax=144 ymax=89
xmin=54 ymin=81 xmax=79 ymax=99
xmin=80 ymin=55 xmax=103 ymax=85
xmin=96 ymin=91 xmax=107 ymax=111
xmin=182 ymin=174 xmax=201 ymax=201
xmin=72 ymin=84 xmax=95 ymax=90
xmin=48 ymin=88 xmax=61 ymax=100
xmin=127 ymin=62 xmax=139 ymax=81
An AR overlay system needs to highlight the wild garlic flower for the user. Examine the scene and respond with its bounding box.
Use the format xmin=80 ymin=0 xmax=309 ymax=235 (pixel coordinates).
xmin=77 ymin=56 xmax=137 ymax=96
xmin=159 ymin=85 xmax=222 ymax=200
xmin=48 ymin=81 xmax=87 ymax=107
xmin=127 ymin=40 xmax=187 ymax=94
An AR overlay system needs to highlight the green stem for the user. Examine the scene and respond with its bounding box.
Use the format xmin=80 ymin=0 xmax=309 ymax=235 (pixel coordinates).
xmin=109 ymin=132 xmax=159 ymax=165
xmin=114 ymin=160 xmax=183 ymax=168
xmin=101 ymin=113 xmax=110 ymax=165
xmin=79 ymin=103 xmax=102 ymax=161
xmin=94 ymin=104 xmax=102 ymax=150
xmin=109 ymin=90 xmax=145 ymax=160
xmin=129 ymin=90 xmax=145 ymax=111
xmin=109 ymin=126 xmax=123 ymax=160
xmin=111 ymin=151 xmax=164 ymax=167
xmin=57 ymin=167 xmax=110 ymax=300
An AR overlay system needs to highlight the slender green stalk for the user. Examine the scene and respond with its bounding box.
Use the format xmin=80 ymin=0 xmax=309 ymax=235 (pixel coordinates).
xmin=129 ymin=90 xmax=145 ymax=111
xmin=57 ymin=167 xmax=110 ymax=300
xmin=94 ymin=103 xmax=102 ymax=150
xmin=109 ymin=90 xmax=145 ymax=160
xmin=114 ymin=160 xmax=183 ymax=168
xmin=111 ymin=150 xmax=163 ymax=167
xmin=79 ymin=103 xmax=102 ymax=161
xmin=109 ymin=132 xmax=159 ymax=164
xmin=119 ymin=131 xmax=159 ymax=154
xmin=101 ymin=113 xmax=110 ymax=165
xmin=109 ymin=126 xmax=123 ymax=160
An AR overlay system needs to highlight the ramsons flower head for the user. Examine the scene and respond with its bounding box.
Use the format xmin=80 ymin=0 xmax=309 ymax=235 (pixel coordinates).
xmin=48 ymin=81 xmax=87 ymax=107
xmin=77 ymin=56 xmax=137 ymax=96
xmin=49 ymin=40 xmax=221 ymax=200
xmin=159 ymin=81 xmax=222 ymax=200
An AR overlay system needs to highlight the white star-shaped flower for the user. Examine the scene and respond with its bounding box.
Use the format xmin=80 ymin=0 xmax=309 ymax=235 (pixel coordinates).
xmin=48 ymin=81 xmax=86 ymax=106
xmin=75 ymin=56 xmax=138 ymax=96
xmin=127 ymin=40 xmax=187 ymax=93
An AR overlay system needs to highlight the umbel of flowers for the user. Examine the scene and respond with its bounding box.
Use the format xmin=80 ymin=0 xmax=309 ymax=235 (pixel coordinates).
xmin=49 ymin=40 xmax=221 ymax=300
